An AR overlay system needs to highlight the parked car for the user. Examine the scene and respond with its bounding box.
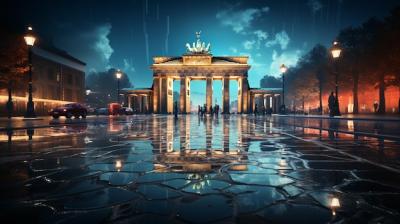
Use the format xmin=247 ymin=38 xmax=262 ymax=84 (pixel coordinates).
xmin=120 ymin=107 xmax=134 ymax=115
xmin=49 ymin=103 xmax=87 ymax=119
xmin=85 ymin=106 xmax=96 ymax=114
xmin=95 ymin=108 xmax=109 ymax=115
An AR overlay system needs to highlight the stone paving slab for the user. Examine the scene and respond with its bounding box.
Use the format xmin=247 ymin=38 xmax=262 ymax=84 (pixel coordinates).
xmin=0 ymin=115 xmax=399 ymax=223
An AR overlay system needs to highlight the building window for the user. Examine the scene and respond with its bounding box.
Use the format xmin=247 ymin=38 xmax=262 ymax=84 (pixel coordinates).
xmin=48 ymin=85 xmax=53 ymax=98
xmin=48 ymin=68 xmax=55 ymax=81
xmin=75 ymin=75 xmax=82 ymax=86
xmin=65 ymin=89 xmax=72 ymax=100
xmin=55 ymin=86 xmax=59 ymax=99
xmin=67 ymin=75 xmax=73 ymax=85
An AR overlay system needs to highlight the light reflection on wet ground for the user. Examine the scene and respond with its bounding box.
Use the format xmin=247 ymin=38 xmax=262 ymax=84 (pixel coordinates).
xmin=0 ymin=115 xmax=400 ymax=223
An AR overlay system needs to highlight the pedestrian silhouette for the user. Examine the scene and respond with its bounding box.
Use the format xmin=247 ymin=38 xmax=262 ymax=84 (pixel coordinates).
xmin=328 ymin=92 xmax=335 ymax=117
xmin=373 ymin=101 xmax=379 ymax=113
xmin=174 ymin=101 xmax=178 ymax=118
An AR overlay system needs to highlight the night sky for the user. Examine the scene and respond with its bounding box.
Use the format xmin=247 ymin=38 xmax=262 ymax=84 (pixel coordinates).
xmin=2 ymin=0 xmax=399 ymax=105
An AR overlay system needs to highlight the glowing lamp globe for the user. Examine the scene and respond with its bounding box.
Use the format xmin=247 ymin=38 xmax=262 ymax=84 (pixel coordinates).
xmin=116 ymin=70 xmax=122 ymax=79
xmin=24 ymin=26 xmax=36 ymax=46
xmin=280 ymin=64 xmax=287 ymax=74
xmin=330 ymin=41 xmax=342 ymax=58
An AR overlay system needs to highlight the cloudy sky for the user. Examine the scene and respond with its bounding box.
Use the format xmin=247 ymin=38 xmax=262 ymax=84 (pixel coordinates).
xmin=2 ymin=0 xmax=399 ymax=105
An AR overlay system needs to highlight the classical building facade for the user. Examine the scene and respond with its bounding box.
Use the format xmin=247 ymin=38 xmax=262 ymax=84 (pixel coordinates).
xmin=123 ymin=33 xmax=281 ymax=114
xmin=0 ymin=45 xmax=86 ymax=116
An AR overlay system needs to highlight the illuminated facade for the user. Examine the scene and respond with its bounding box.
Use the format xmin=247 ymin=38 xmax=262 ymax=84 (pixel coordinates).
xmin=0 ymin=45 xmax=86 ymax=116
xmin=123 ymin=33 xmax=282 ymax=114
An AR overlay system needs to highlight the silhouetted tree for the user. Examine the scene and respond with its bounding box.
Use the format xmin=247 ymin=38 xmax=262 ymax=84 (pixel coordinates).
xmin=337 ymin=27 xmax=366 ymax=114
xmin=86 ymin=68 xmax=132 ymax=106
xmin=0 ymin=26 xmax=28 ymax=95
xmin=359 ymin=18 xmax=387 ymax=113
xmin=286 ymin=6 xmax=400 ymax=114
xmin=304 ymin=44 xmax=329 ymax=114
xmin=260 ymin=75 xmax=282 ymax=88
xmin=383 ymin=7 xmax=400 ymax=113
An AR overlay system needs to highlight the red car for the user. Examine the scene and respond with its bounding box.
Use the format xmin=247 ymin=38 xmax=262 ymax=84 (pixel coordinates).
xmin=108 ymin=103 xmax=121 ymax=115
xmin=49 ymin=103 xmax=87 ymax=119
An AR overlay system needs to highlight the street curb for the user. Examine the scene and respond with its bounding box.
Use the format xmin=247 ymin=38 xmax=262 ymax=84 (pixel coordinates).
xmin=273 ymin=114 xmax=400 ymax=122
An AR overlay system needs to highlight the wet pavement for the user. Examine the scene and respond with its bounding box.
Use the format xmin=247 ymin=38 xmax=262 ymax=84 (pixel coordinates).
xmin=0 ymin=115 xmax=400 ymax=223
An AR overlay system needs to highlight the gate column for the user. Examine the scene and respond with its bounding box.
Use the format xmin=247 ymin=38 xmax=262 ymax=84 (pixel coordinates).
xmin=222 ymin=77 xmax=230 ymax=114
xmin=206 ymin=77 xmax=213 ymax=113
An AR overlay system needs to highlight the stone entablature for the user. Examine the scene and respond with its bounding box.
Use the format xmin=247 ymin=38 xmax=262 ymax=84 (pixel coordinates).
xmin=182 ymin=54 xmax=212 ymax=65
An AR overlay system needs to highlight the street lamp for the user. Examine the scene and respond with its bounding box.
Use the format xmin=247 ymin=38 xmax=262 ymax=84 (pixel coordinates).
xmin=115 ymin=70 xmax=122 ymax=104
xmin=280 ymin=64 xmax=288 ymax=114
xmin=330 ymin=41 xmax=342 ymax=116
xmin=24 ymin=26 xmax=36 ymax=118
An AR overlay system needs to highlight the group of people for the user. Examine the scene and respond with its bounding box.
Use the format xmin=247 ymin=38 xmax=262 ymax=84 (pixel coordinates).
xmin=252 ymin=104 xmax=273 ymax=115
xmin=198 ymin=104 xmax=220 ymax=117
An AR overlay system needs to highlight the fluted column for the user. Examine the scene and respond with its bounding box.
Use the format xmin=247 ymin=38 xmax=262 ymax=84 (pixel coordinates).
xmin=180 ymin=77 xmax=190 ymax=113
xmin=248 ymin=93 xmax=253 ymax=113
xmin=135 ymin=95 xmax=140 ymax=113
xmin=222 ymin=77 xmax=230 ymax=114
xmin=206 ymin=77 xmax=213 ymax=113
xmin=266 ymin=95 xmax=271 ymax=112
xmin=272 ymin=94 xmax=276 ymax=113
xmin=180 ymin=77 xmax=186 ymax=113
xmin=153 ymin=77 xmax=160 ymax=113
xmin=148 ymin=94 xmax=153 ymax=113
xmin=241 ymin=77 xmax=249 ymax=113
xmin=128 ymin=95 xmax=132 ymax=108
xmin=160 ymin=78 xmax=168 ymax=114
xmin=237 ymin=78 xmax=242 ymax=113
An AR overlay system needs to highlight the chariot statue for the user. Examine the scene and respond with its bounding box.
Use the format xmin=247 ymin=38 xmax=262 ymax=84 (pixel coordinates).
xmin=185 ymin=31 xmax=211 ymax=54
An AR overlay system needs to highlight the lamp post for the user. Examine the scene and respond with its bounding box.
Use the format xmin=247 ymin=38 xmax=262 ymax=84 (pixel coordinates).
xmin=330 ymin=41 xmax=342 ymax=116
xmin=280 ymin=64 xmax=288 ymax=114
xmin=24 ymin=26 xmax=36 ymax=118
xmin=86 ymin=89 xmax=92 ymax=96
xmin=115 ymin=70 xmax=122 ymax=104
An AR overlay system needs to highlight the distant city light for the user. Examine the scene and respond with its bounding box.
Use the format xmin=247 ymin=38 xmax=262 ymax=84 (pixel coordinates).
xmin=331 ymin=197 xmax=341 ymax=216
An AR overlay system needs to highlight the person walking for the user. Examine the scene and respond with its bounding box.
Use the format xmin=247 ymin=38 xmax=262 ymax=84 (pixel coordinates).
xmin=174 ymin=101 xmax=178 ymax=119
xmin=373 ymin=101 xmax=379 ymax=113
xmin=328 ymin=92 xmax=335 ymax=117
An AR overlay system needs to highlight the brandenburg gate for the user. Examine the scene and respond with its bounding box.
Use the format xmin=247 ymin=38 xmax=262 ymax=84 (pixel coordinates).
xmin=123 ymin=32 xmax=282 ymax=114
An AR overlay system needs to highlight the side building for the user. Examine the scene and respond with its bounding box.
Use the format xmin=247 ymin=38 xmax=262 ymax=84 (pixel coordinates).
xmin=0 ymin=45 xmax=86 ymax=116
